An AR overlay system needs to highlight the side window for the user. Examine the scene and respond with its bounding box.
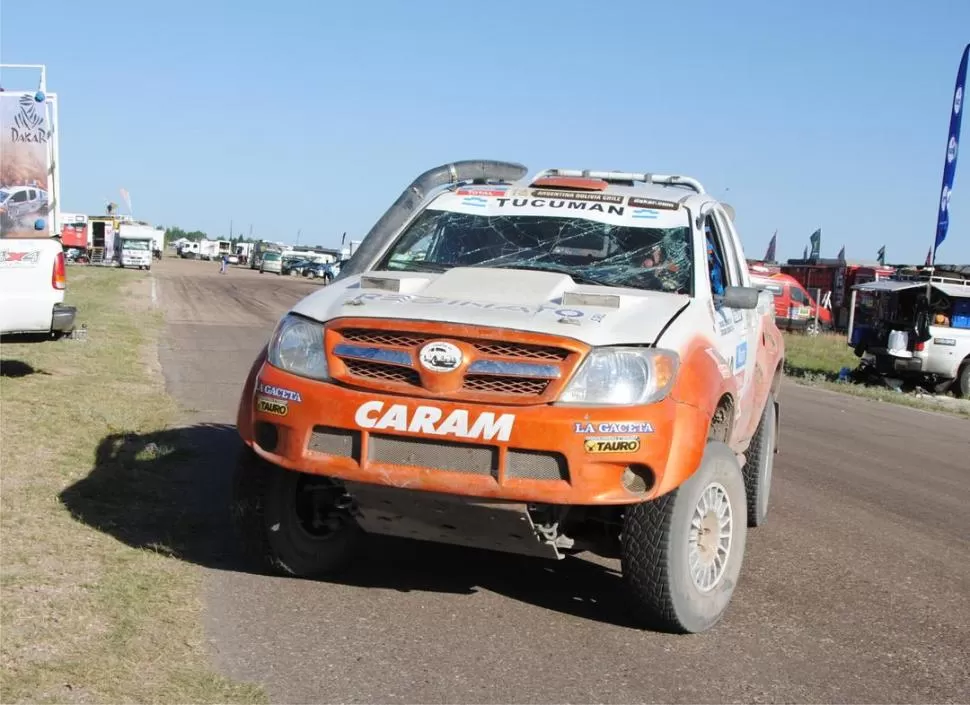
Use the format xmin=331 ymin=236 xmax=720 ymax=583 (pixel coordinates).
xmin=11 ymin=190 xmax=28 ymax=203
xmin=713 ymin=210 xmax=744 ymax=286
xmin=703 ymin=213 xmax=743 ymax=298
xmin=790 ymin=286 xmax=807 ymax=304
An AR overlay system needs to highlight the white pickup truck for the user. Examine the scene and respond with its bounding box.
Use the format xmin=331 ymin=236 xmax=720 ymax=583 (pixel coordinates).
xmin=0 ymin=224 xmax=76 ymax=339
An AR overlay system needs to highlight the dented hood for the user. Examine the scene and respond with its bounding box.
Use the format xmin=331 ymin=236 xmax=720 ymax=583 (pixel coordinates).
xmin=289 ymin=268 xmax=690 ymax=346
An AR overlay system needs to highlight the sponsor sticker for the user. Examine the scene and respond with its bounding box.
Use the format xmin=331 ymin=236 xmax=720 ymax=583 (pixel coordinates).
xmin=584 ymin=436 xmax=641 ymax=454
xmin=456 ymin=187 xmax=508 ymax=197
xmin=0 ymin=249 xmax=41 ymax=266
xmin=256 ymin=396 xmax=289 ymax=417
xmin=344 ymin=292 xmax=602 ymax=322
xmin=573 ymin=421 xmax=653 ymax=434
xmin=530 ymin=189 xmax=624 ymax=204
xmin=735 ymin=341 xmax=748 ymax=371
xmin=495 ymin=196 xmax=626 ymax=216
xmin=256 ymin=380 xmax=302 ymax=403
xmin=355 ymin=400 xmax=515 ymax=442
xmin=628 ymin=196 xmax=679 ymax=210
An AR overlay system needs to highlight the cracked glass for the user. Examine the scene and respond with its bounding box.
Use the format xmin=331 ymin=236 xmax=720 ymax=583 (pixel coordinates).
xmin=378 ymin=207 xmax=693 ymax=294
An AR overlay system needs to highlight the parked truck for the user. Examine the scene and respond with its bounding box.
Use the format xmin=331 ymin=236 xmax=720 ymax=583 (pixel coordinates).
xmin=0 ymin=64 xmax=76 ymax=340
xmin=117 ymin=223 xmax=157 ymax=270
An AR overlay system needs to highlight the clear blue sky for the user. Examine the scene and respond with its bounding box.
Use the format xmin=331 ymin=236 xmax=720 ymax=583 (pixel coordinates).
xmin=2 ymin=0 xmax=968 ymax=264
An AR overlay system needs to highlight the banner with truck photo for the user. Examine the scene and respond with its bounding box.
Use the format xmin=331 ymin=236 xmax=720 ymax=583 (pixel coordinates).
xmin=0 ymin=89 xmax=57 ymax=239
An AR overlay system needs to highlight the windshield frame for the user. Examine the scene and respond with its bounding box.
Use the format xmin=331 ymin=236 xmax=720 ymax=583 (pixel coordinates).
xmin=374 ymin=200 xmax=696 ymax=297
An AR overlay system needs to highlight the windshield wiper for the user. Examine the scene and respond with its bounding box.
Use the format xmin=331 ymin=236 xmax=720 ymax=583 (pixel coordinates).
xmin=475 ymin=263 xmax=614 ymax=287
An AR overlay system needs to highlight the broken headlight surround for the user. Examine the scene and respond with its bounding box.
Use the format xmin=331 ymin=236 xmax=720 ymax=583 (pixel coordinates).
xmin=557 ymin=347 xmax=680 ymax=406
xmin=266 ymin=313 xmax=329 ymax=380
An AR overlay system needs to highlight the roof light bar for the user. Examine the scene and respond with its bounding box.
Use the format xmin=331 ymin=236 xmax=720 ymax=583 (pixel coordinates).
xmin=533 ymin=169 xmax=706 ymax=195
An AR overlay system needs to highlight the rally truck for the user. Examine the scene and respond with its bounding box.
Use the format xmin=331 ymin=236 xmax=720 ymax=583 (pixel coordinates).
xmin=232 ymin=161 xmax=785 ymax=633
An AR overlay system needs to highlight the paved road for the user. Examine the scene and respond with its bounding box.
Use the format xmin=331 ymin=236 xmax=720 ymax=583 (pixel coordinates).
xmin=153 ymin=257 xmax=970 ymax=704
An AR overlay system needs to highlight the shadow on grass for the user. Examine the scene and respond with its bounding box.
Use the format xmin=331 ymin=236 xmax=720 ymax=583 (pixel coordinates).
xmin=0 ymin=359 xmax=51 ymax=378
xmin=59 ymin=424 xmax=642 ymax=630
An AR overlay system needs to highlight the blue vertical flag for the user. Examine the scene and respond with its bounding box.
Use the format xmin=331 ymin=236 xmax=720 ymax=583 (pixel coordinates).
xmin=934 ymin=43 xmax=969 ymax=261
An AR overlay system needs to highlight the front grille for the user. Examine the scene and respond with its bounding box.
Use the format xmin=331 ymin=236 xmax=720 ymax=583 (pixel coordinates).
xmin=369 ymin=434 xmax=499 ymax=478
xmin=328 ymin=321 xmax=583 ymax=402
xmin=464 ymin=375 xmax=550 ymax=396
xmin=345 ymin=359 xmax=421 ymax=386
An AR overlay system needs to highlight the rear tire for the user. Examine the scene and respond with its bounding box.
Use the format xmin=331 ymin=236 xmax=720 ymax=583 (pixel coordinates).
xmin=955 ymin=363 xmax=970 ymax=399
xmin=741 ymin=395 xmax=777 ymax=527
xmin=231 ymin=446 xmax=362 ymax=578
xmin=621 ymin=441 xmax=748 ymax=634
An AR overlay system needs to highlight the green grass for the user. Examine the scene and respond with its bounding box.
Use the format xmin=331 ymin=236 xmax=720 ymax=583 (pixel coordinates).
xmin=0 ymin=268 xmax=265 ymax=704
xmin=780 ymin=331 xmax=970 ymax=418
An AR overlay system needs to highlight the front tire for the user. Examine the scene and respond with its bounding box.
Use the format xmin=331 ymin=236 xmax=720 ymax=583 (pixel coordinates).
xmin=741 ymin=394 xmax=777 ymax=527
xmin=231 ymin=446 xmax=362 ymax=578
xmin=621 ymin=441 xmax=748 ymax=634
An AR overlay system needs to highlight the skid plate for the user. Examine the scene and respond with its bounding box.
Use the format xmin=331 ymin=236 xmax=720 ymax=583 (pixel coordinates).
xmin=343 ymin=481 xmax=562 ymax=560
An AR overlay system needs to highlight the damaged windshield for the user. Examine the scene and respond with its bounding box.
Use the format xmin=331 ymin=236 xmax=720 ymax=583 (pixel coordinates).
xmin=378 ymin=205 xmax=693 ymax=294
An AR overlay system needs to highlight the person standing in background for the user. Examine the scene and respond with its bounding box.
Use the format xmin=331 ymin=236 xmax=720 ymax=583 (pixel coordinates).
xmin=220 ymin=253 xmax=229 ymax=274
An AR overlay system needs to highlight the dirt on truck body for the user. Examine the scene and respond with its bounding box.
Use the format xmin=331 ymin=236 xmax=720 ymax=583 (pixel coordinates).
xmin=232 ymin=160 xmax=785 ymax=634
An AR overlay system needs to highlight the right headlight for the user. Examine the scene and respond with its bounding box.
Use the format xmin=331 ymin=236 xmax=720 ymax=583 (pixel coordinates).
xmin=557 ymin=347 xmax=679 ymax=406
xmin=266 ymin=314 xmax=329 ymax=380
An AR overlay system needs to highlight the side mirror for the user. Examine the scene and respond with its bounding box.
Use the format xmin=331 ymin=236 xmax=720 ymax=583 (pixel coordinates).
xmin=717 ymin=285 xmax=760 ymax=310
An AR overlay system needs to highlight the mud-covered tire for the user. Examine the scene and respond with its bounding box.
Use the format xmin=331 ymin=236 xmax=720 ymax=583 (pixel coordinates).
xmin=954 ymin=363 xmax=970 ymax=399
xmin=741 ymin=395 xmax=777 ymax=528
xmin=230 ymin=445 xmax=362 ymax=578
xmin=621 ymin=441 xmax=748 ymax=634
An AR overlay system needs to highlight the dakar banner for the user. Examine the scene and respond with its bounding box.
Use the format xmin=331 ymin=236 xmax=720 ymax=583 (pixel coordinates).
xmin=934 ymin=43 xmax=969 ymax=260
xmin=0 ymin=91 xmax=52 ymax=239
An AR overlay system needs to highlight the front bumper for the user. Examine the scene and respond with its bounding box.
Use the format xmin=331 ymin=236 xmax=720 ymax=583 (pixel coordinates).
xmin=242 ymin=363 xmax=710 ymax=505
xmin=51 ymin=304 xmax=76 ymax=332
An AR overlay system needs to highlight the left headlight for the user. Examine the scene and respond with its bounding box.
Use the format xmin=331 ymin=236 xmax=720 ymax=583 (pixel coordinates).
xmin=266 ymin=313 xmax=329 ymax=380
xmin=557 ymin=347 xmax=679 ymax=406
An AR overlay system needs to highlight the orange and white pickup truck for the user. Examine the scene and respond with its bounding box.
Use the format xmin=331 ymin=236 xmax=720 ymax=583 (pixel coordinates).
xmin=232 ymin=161 xmax=785 ymax=633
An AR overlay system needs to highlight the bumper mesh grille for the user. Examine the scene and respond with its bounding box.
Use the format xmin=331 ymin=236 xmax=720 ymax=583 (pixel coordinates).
xmin=506 ymin=450 xmax=569 ymax=481
xmin=369 ymin=434 xmax=498 ymax=478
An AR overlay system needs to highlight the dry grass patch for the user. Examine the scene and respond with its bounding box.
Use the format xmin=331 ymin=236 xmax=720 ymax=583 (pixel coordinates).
xmin=1 ymin=267 xmax=264 ymax=704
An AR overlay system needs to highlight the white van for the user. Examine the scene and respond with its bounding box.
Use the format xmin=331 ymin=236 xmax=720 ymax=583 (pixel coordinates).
xmin=1 ymin=232 xmax=76 ymax=339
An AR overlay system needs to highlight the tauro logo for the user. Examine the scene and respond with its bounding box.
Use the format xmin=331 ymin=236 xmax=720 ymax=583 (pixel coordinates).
xmin=584 ymin=436 xmax=641 ymax=454
xmin=355 ymin=400 xmax=515 ymax=442
xmin=256 ymin=397 xmax=288 ymax=417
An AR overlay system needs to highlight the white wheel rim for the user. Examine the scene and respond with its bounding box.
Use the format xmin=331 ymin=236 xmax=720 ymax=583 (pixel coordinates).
xmin=688 ymin=481 xmax=733 ymax=592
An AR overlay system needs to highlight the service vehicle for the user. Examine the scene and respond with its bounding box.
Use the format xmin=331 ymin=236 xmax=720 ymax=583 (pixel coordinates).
xmin=232 ymin=161 xmax=785 ymax=633
xmin=848 ymin=273 xmax=970 ymax=397
xmin=0 ymin=66 xmax=76 ymax=340
xmin=750 ymin=271 xmax=832 ymax=335
xmin=259 ymin=250 xmax=283 ymax=274
xmin=117 ymin=223 xmax=156 ymax=270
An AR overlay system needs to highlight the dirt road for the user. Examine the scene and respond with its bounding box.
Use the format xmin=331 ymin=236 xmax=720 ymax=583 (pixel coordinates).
xmin=151 ymin=257 xmax=970 ymax=704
